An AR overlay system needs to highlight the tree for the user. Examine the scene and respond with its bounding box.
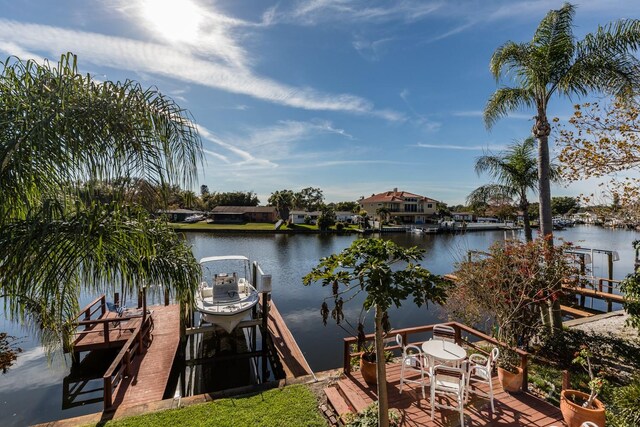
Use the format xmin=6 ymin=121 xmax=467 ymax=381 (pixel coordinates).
xmin=294 ymin=187 xmax=324 ymax=211
xmin=208 ymin=191 xmax=259 ymax=208
xmin=330 ymin=201 xmax=359 ymax=213
xmin=435 ymin=202 xmax=451 ymax=218
xmin=375 ymin=207 xmax=390 ymax=223
xmin=0 ymin=53 xmax=202 ymax=353
xmin=303 ymin=239 xmax=448 ymax=427
xmin=468 ymin=138 xmax=557 ymax=241
xmin=558 ymin=99 xmax=640 ymax=208
xmin=552 ymin=196 xmax=579 ymax=216
xmin=485 ymin=3 xmax=640 ymax=330
xmin=316 ymin=205 xmax=336 ymax=231
xmin=268 ymin=189 xmax=295 ymax=220
xmin=485 ymin=3 xmax=640 ymax=241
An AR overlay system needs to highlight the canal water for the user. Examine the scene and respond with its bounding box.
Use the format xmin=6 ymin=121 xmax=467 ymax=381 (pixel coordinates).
xmin=1 ymin=225 xmax=638 ymax=425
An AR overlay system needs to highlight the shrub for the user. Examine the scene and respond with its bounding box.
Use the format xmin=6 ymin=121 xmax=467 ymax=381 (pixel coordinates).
xmin=343 ymin=402 xmax=401 ymax=427
xmin=446 ymin=238 xmax=576 ymax=349
xmin=335 ymin=222 xmax=345 ymax=231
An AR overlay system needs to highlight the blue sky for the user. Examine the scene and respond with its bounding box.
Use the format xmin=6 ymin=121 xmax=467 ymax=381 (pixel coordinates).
xmin=0 ymin=0 xmax=636 ymax=205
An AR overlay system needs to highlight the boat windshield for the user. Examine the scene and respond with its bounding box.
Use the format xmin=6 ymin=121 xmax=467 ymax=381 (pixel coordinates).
xmin=200 ymin=257 xmax=251 ymax=285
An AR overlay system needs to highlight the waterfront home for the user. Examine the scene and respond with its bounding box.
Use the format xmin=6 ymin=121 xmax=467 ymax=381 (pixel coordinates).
xmin=335 ymin=211 xmax=357 ymax=223
xmin=358 ymin=188 xmax=438 ymax=225
xmin=209 ymin=206 xmax=278 ymax=223
xmin=452 ymin=212 xmax=475 ymax=222
xmin=289 ymin=210 xmax=320 ymax=225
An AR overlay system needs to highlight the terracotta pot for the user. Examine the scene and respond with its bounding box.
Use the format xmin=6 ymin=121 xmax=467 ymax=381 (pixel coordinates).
xmin=497 ymin=366 xmax=523 ymax=393
xmin=360 ymin=354 xmax=377 ymax=385
xmin=560 ymin=389 xmax=606 ymax=427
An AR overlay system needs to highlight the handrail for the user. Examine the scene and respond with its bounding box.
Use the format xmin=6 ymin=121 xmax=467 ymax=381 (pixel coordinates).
xmin=103 ymin=315 xmax=152 ymax=410
xmin=74 ymin=294 xmax=106 ymax=322
xmin=343 ymin=321 xmax=529 ymax=392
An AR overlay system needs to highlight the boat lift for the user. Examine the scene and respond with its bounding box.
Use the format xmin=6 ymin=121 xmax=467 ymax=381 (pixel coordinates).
xmin=564 ymin=247 xmax=620 ymax=311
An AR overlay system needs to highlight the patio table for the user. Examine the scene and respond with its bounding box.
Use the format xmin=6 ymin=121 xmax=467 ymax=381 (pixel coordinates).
xmin=422 ymin=339 xmax=467 ymax=367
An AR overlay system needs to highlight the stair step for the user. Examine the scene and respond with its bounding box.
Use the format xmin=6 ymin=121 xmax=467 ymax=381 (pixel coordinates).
xmin=325 ymin=386 xmax=352 ymax=417
xmin=336 ymin=379 xmax=369 ymax=413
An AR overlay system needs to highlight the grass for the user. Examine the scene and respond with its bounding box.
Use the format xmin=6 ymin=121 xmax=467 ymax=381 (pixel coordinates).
xmin=95 ymin=384 xmax=326 ymax=427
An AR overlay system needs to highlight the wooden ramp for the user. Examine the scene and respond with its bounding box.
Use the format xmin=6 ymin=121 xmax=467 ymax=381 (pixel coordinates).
xmin=326 ymin=362 xmax=565 ymax=426
xmin=110 ymin=304 xmax=181 ymax=412
xmin=266 ymin=299 xmax=312 ymax=379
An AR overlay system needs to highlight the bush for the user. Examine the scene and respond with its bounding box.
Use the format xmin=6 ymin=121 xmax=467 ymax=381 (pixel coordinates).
xmin=335 ymin=222 xmax=345 ymax=231
xmin=343 ymin=402 xmax=401 ymax=427
xmin=607 ymin=375 xmax=640 ymax=427
xmin=446 ymin=238 xmax=576 ymax=349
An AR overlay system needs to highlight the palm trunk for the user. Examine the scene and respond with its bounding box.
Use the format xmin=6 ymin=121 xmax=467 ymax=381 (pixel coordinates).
xmin=534 ymin=114 xmax=563 ymax=331
xmin=520 ymin=195 xmax=532 ymax=242
xmin=375 ymin=305 xmax=389 ymax=427
xmin=536 ymin=133 xmax=553 ymax=241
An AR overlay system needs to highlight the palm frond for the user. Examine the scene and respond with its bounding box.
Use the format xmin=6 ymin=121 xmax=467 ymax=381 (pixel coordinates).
xmin=489 ymin=42 xmax=532 ymax=81
xmin=484 ymin=87 xmax=535 ymax=129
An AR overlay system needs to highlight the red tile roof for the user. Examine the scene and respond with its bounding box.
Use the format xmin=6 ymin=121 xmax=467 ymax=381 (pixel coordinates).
xmin=359 ymin=190 xmax=438 ymax=204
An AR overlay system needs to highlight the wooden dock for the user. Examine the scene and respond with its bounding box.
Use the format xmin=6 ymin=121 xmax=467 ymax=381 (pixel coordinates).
xmin=266 ymin=300 xmax=312 ymax=379
xmin=109 ymin=304 xmax=180 ymax=412
xmin=325 ymin=363 xmax=565 ymax=426
xmin=562 ymin=284 xmax=625 ymax=304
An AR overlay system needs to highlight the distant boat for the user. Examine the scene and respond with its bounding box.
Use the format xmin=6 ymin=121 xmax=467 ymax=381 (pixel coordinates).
xmin=195 ymin=256 xmax=260 ymax=333
xmin=184 ymin=214 xmax=205 ymax=223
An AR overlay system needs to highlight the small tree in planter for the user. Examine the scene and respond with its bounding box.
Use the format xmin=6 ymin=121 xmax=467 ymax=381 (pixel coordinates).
xmin=303 ymin=239 xmax=448 ymax=427
xmin=560 ymin=346 xmax=607 ymax=427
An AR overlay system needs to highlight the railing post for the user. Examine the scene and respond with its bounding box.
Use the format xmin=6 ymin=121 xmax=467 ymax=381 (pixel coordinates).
xmin=125 ymin=350 xmax=131 ymax=376
xmin=454 ymin=325 xmax=462 ymax=345
xmin=606 ymin=279 xmax=613 ymax=312
xmin=100 ymin=295 xmax=106 ymax=316
xmin=343 ymin=339 xmax=351 ymax=374
xmin=104 ymin=322 xmax=110 ymax=344
xmin=562 ymin=369 xmax=570 ymax=391
xmin=520 ymin=353 xmax=528 ymax=392
xmin=104 ymin=377 xmax=112 ymax=410
xmin=164 ymin=287 xmax=170 ymax=306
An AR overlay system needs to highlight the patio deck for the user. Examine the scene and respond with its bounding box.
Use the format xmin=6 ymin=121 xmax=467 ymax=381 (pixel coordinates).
xmin=325 ymin=362 xmax=566 ymax=426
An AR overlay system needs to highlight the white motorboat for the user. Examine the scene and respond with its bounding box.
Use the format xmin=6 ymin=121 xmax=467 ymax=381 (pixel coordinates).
xmin=195 ymin=255 xmax=261 ymax=333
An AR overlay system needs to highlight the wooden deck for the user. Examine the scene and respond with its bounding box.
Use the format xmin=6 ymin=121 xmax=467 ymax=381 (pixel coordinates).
xmin=110 ymin=304 xmax=181 ymax=412
xmin=326 ymin=362 xmax=565 ymax=426
xmin=73 ymin=312 xmax=142 ymax=352
xmin=267 ymin=299 xmax=312 ymax=378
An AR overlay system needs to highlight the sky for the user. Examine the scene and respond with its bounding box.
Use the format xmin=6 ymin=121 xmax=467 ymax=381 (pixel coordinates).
xmin=0 ymin=0 xmax=637 ymax=206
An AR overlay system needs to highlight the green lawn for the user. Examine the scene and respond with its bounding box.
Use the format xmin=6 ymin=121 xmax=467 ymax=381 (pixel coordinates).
xmin=171 ymin=222 xmax=281 ymax=231
xmin=97 ymin=384 xmax=326 ymax=427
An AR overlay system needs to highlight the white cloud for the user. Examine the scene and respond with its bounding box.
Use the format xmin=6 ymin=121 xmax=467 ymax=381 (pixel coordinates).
xmin=269 ymin=0 xmax=442 ymax=26
xmin=0 ymin=17 xmax=399 ymax=118
xmin=415 ymin=143 xmax=507 ymax=151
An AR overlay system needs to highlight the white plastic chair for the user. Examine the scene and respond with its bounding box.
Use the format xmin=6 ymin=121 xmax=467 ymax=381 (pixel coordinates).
xmin=433 ymin=324 xmax=456 ymax=343
xmin=431 ymin=364 xmax=467 ymax=426
xmin=396 ymin=334 xmax=431 ymax=399
xmin=465 ymin=347 xmax=499 ymax=412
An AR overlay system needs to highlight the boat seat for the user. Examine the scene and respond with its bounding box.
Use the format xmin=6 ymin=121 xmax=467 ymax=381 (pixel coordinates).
xmin=213 ymin=281 xmax=240 ymax=301
xmin=200 ymin=287 xmax=213 ymax=298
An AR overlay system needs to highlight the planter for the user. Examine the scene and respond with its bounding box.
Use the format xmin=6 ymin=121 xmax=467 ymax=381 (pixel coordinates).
xmin=360 ymin=354 xmax=377 ymax=385
xmin=497 ymin=366 xmax=523 ymax=393
xmin=560 ymin=389 xmax=605 ymax=427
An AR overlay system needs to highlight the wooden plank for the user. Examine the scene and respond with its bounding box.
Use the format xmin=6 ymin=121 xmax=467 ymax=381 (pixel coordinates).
xmin=266 ymin=299 xmax=312 ymax=378
xmin=562 ymin=284 xmax=625 ymax=303
xmin=324 ymin=386 xmax=352 ymax=416
xmin=560 ymin=305 xmax=595 ymax=318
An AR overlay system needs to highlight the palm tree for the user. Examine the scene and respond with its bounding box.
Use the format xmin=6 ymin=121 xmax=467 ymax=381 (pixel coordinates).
xmin=485 ymin=3 xmax=640 ymax=330
xmin=485 ymin=3 xmax=640 ymax=241
xmin=468 ymin=138 xmax=559 ymax=242
xmin=268 ymin=189 xmax=295 ymax=221
xmin=0 ymin=53 xmax=203 ymax=350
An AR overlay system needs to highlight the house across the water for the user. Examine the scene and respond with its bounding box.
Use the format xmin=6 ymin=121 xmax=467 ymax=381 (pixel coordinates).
xmin=358 ymin=188 xmax=438 ymax=225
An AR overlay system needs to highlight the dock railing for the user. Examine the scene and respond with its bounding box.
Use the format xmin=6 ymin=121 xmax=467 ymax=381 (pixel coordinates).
xmin=342 ymin=321 xmax=529 ymax=392
xmin=102 ymin=314 xmax=153 ymax=410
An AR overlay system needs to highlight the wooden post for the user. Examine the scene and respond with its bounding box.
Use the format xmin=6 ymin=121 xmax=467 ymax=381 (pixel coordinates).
xmin=454 ymin=324 xmax=462 ymax=345
xmin=343 ymin=339 xmax=351 ymax=374
xmin=114 ymin=292 xmax=120 ymax=307
xmin=100 ymin=295 xmax=106 ymax=316
xmin=164 ymin=287 xmax=170 ymax=306
xmin=103 ymin=377 xmax=112 ymax=410
xmin=137 ymin=289 xmax=143 ymax=309
xmin=578 ymin=254 xmax=586 ymax=307
xmin=140 ymin=287 xmax=147 ymax=354
xmin=562 ymin=370 xmax=570 ymax=391
xmin=261 ymin=292 xmax=270 ymax=382
xmin=607 ymin=253 xmax=614 ymax=312
xmin=520 ymin=353 xmax=528 ymax=393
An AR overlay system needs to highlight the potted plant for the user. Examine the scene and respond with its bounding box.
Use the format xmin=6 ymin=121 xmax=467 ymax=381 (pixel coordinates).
xmin=496 ymin=347 xmax=524 ymax=393
xmin=560 ymin=347 xmax=606 ymax=427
